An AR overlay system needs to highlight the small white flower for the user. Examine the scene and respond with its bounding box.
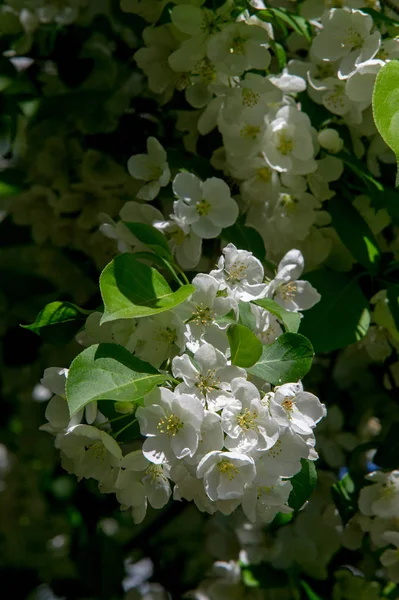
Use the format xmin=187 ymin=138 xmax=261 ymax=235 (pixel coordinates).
xmin=207 ymin=22 xmax=271 ymax=76
xmin=210 ymin=243 xmax=267 ymax=303
xmin=41 ymin=367 xmax=68 ymax=397
xmin=57 ymin=424 xmax=122 ymax=483
xmin=131 ymin=311 xmax=186 ymax=368
xmin=381 ymin=532 xmax=399 ymax=583
xmin=176 ymin=272 xmax=235 ymax=352
xmin=115 ymin=450 xmax=171 ymax=523
xmin=221 ymin=378 xmax=279 ymax=453
xmin=318 ymin=128 xmax=344 ymax=154
xmin=256 ymin=427 xmax=311 ymax=477
xmin=270 ymin=382 xmax=326 ymax=435
xmin=359 ymin=471 xmax=399 ymax=518
xmin=250 ymin=304 xmax=283 ymax=346
xmin=266 ymin=249 xmax=321 ymax=312
xmin=242 ymin=477 xmax=293 ymax=524
xmin=172 ymin=342 xmax=245 ymax=411
xmin=197 ymin=450 xmax=256 ymax=501
xmin=311 ymin=8 xmax=380 ymax=78
xmin=154 ymin=217 xmax=202 ymax=269
xmin=127 ymin=137 xmax=170 ymax=201
xmin=263 ymin=106 xmax=317 ymax=176
xmin=136 ymin=386 xmax=205 ymax=463
xmin=173 ymin=172 xmax=238 ymax=238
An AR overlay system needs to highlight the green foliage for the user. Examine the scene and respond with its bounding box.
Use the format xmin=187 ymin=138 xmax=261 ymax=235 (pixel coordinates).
xmin=22 ymin=301 xmax=91 ymax=345
xmin=227 ymin=323 xmax=262 ymax=368
xmin=252 ymin=298 xmax=301 ymax=333
xmin=123 ymin=222 xmax=173 ymax=260
xmin=288 ymin=459 xmax=317 ymax=512
xmin=66 ymin=343 xmax=171 ymax=417
xmin=331 ymin=473 xmax=357 ymax=525
xmin=248 ymin=333 xmax=314 ymax=385
xmin=257 ymin=7 xmax=311 ymax=41
xmin=372 ymin=60 xmax=399 ymax=186
xmin=300 ymin=270 xmax=370 ymax=353
xmin=328 ymin=196 xmax=381 ymax=274
xmin=100 ymin=253 xmax=195 ymax=323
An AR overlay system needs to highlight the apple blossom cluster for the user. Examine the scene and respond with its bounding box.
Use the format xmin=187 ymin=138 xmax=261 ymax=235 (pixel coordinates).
xmin=339 ymin=470 xmax=399 ymax=583
xmin=124 ymin=0 xmax=397 ymax=270
xmin=40 ymin=244 xmax=326 ymax=524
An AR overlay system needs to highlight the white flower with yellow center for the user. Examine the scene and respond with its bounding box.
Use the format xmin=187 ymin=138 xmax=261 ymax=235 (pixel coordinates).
xmin=172 ymin=172 xmax=238 ymax=238
xmin=197 ymin=450 xmax=256 ymax=501
xmin=136 ymin=386 xmax=205 ymax=464
xmin=266 ymin=249 xmax=321 ymax=312
xmin=154 ymin=216 xmax=202 ymax=270
xmin=311 ymin=8 xmax=380 ymax=78
xmin=210 ymin=243 xmax=267 ymax=303
xmin=359 ymin=471 xmax=399 ymax=518
xmin=255 ymin=428 xmax=311 ymax=476
xmin=57 ymin=424 xmax=122 ymax=483
xmin=130 ymin=311 xmax=186 ymax=368
xmin=263 ymin=106 xmax=317 ymax=175
xmin=127 ymin=137 xmax=170 ymax=201
xmin=115 ymin=450 xmax=171 ymax=524
xmin=270 ymin=382 xmax=326 ymax=436
xmin=207 ymin=22 xmax=271 ymax=76
xmin=176 ymin=272 xmax=235 ymax=353
xmin=242 ymin=477 xmax=293 ymax=524
xmin=221 ymin=378 xmax=280 ymax=454
xmin=172 ymin=343 xmax=245 ymax=411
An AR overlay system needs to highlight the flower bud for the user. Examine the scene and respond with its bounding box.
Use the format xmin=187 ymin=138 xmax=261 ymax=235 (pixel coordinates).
xmin=318 ymin=129 xmax=343 ymax=154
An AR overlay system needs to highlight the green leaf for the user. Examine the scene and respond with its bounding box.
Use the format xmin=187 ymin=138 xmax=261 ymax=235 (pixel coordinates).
xmin=227 ymin=324 xmax=262 ymax=368
xmin=0 ymin=168 xmax=24 ymax=197
xmin=66 ymin=343 xmax=170 ymax=417
xmin=270 ymin=7 xmax=311 ymax=42
xmin=299 ymin=270 xmax=370 ymax=353
xmin=21 ymin=301 xmax=91 ymax=345
xmin=372 ymin=60 xmax=399 ymax=186
xmin=238 ymin=301 xmax=256 ymax=330
xmin=248 ymin=333 xmax=314 ymax=385
xmin=331 ymin=473 xmax=357 ymax=526
xmin=222 ymin=220 xmax=266 ymax=262
xmin=300 ymin=581 xmax=323 ymax=600
xmin=374 ymin=422 xmax=399 ymax=470
xmin=100 ymin=253 xmax=195 ymax=323
xmin=328 ymin=196 xmax=381 ymax=273
xmin=336 ymin=150 xmax=384 ymax=193
xmin=123 ymin=222 xmax=172 ymax=260
xmin=252 ymin=298 xmax=301 ymax=333
xmin=288 ymin=459 xmax=317 ymax=512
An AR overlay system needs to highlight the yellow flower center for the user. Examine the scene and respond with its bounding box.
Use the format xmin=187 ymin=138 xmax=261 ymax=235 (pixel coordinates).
xmin=240 ymin=124 xmax=260 ymax=139
xmin=280 ymin=281 xmax=297 ymax=300
xmin=218 ymin=459 xmax=239 ymax=479
xmin=267 ymin=440 xmax=282 ymax=458
xmin=280 ymin=194 xmax=298 ymax=214
xmin=157 ymin=414 xmax=183 ymax=436
xmin=196 ymin=198 xmax=212 ymax=216
xmin=277 ymin=131 xmax=293 ymax=155
xmin=257 ymin=167 xmax=272 ymax=183
xmin=242 ymin=88 xmax=260 ymax=108
xmin=282 ymin=397 xmax=295 ymax=414
xmin=237 ymin=408 xmax=257 ymax=430
xmin=157 ymin=327 xmax=177 ymax=345
xmin=343 ymin=27 xmax=363 ymax=51
xmin=226 ymin=261 xmax=247 ymax=282
xmin=229 ymin=35 xmax=247 ymax=55
xmin=192 ymin=303 xmax=215 ymax=326
xmin=196 ymin=369 xmax=220 ymax=393
xmin=194 ymin=57 xmax=216 ymax=83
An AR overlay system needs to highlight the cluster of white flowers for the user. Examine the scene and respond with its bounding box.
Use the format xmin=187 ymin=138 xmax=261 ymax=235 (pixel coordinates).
xmin=40 ymin=243 xmax=325 ymax=524
xmin=341 ymin=470 xmax=399 ymax=583
xmin=122 ymin=0 xmax=395 ymax=271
